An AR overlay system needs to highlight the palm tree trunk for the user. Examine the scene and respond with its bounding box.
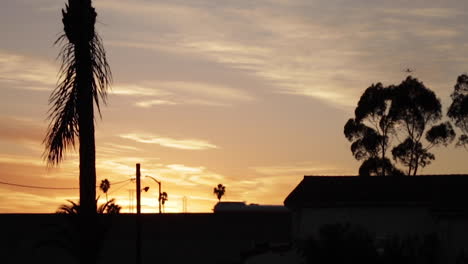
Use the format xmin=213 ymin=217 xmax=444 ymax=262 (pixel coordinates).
xmin=72 ymin=0 xmax=97 ymax=217
xmin=76 ymin=42 xmax=97 ymax=217
xmin=73 ymin=1 xmax=98 ymax=263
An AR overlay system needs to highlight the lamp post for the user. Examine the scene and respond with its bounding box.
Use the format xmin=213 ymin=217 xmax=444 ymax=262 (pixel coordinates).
xmin=145 ymin=175 xmax=162 ymax=214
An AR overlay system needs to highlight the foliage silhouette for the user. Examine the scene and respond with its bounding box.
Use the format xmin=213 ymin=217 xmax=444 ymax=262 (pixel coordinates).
xmin=379 ymin=233 xmax=439 ymax=264
xmin=214 ymin=184 xmax=226 ymax=202
xmin=99 ymin=179 xmax=110 ymax=202
xmin=390 ymin=76 xmax=454 ymax=175
xmin=448 ymin=74 xmax=468 ymax=148
xmin=301 ymin=223 xmax=378 ymax=264
xmin=301 ymin=223 xmax=440 ymax=264
xmin=391 ymin=138 xmax=435 ymax=173
xmin=160 ymin=191 xmax=168 ymax=212
xmin=358 ymin=157 xmax=405 ymax=177
xmin=47 ymin=199 xmax=121 ymax=263
xmin=57 ymin=198 xmax=122 ymax=215
xmin=345 ymin=76 xmax=455 ymax=176
xmin=344 ymin=83 xmax=400 ymax=176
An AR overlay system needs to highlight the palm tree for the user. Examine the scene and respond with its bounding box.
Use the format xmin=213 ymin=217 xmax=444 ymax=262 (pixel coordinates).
xmin=57 ymin=200 xmax=81 ymax=215
xmin=213 ymin=184 xmax=226 ymax=202
xmin=44 ymin=0 xmax=111 ymax=216
xmin=54 ymin=199 xmax=121 ymax=263
xmin=160 ymin=192 xmax=168 ymax=213
xmin=99 ymin=179 xmax=110 ymax=202
xmin=56 ymin=199 xmax=121 ymax=215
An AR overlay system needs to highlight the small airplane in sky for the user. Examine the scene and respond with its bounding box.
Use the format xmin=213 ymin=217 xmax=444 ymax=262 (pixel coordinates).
xmin=403 ymin=68 xmax=415 ymax=73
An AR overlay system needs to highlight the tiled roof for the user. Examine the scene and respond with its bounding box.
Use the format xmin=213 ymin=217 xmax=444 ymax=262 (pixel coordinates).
xmin=283 ymin=175 xmax=468 ymax=209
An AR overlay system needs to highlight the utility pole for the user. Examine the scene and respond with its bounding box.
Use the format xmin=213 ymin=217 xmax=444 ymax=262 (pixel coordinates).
xmin=136 ymin=163 xmax=141 ymax=214
xmin=136 ymin=163 xmax=142 ymax=264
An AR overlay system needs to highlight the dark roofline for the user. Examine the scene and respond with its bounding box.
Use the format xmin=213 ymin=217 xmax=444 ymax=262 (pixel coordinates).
xmin=284 ymin=174 xmax=468 ymax=209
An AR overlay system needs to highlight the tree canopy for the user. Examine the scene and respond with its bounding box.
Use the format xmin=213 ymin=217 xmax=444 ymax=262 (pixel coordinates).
xmin=345 ymin=76 xmax=455 ymax=176
xmin=448 ymin=74 xmax=468 ymax=148
xmin=344 ymin=83 xmax=400 ymax=176
xmin=390 ymin=77 xmax=454 ymax=176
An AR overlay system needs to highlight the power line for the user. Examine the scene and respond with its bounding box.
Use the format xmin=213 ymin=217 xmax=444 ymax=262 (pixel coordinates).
xmin=109 ymin=179 xmax=131 ymax=185
xmin=0 ymin=178 xmax=131 ymax=190
xmin=107 ymin=181 xmax=132 ymax=196
xmin=0 ymin=180 xmax=79 ymax=190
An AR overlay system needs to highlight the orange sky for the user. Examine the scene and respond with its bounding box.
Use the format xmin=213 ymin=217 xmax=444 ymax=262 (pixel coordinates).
xmin=1 ymin=0 xmax=468 ymax=213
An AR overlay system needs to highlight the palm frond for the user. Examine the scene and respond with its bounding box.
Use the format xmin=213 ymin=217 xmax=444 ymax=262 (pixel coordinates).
xmin=43 ymin=0 xmax=111 ymax=166
xmin=43 ymin=35 xmax=79 ymax=166
xmin=90 ymin=33 xmax=112 ymax=117
xmin=57 ymin=200 xmax=80 ymax=215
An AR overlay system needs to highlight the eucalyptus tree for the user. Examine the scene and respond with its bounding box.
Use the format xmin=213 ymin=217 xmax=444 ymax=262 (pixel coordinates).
xmin=344 ymin=83 xmax=400 ymax=176
xmin=44 ymin=0 xmax=111 ymax=216
xmin=390 ymin=76 xmax=455 ymax=176
xmin=448 ymin=74 xmax=468 ymax=148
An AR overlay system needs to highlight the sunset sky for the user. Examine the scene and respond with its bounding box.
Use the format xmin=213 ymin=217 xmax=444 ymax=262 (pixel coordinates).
xmin=1 ymin=0 xmax=468 ymax=213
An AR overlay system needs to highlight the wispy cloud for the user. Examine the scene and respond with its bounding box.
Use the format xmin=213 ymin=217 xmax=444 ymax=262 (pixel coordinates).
xmin=135 ymin=99 xmax=177 ymax=108
xmin=120 ymin=133 xmax=218 ymax=150
xmin=0 ymin=155 xmax=44 ymax=166
xmin=166 ymin=164 xmax=204 ymax=173
xmin=111 ymin=84 xmax=170 ymax=97
xmin=0 ymin=116 xmax=44 ymax=144
xmin=252 ymin=162 xmax=354 ymax=176
xmin=112 ymin=81 xmax=253 ymax=108
xmin=382 ymin=8 xmax=462 ymax=18
xmin=0 ymin=50 xmax=56 ymax=90
xmin=99 ymin=0 xmax=468 ymax=108
xmin=0 ymin=189 xmax=74 ymax=213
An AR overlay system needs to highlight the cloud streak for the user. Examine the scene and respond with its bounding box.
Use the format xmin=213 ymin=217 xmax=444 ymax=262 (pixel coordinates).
xmin=111 ymin=81 xmax=253 ymax=108
xmin=0 ymin=50 xmax=56 ymax=90
xmin=120 ymin=133 xmax=218 ymax=150
xmin=98 ymin=0 xmax=468 ymax=108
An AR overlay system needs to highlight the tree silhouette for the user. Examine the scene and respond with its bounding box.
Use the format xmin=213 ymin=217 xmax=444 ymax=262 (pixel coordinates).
xmin=44 ymin=1 xmax=111 ymax=263
xmin=99 ymin=179 xmax=110 ymax=202
xmin=44 ymin=0 xmax=111 ymax=216
xmin=345 ymin=76 xmax=455 ymax=176
xmin=390 ymin=76 xmax=455 ymax=175
xmin=448 ymin=74 xmax=468 ymax=148
xmin=213 ymin=184 xmax=226 ymax=201
xmin=160 ymin=192 xmax=168 ymax=213
xmin=344 ymin=83 xmax=401 ymax=176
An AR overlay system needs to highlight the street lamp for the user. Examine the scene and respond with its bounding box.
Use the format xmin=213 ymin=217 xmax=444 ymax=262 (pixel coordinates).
xmin=145 ymin=175 xmax=162 ymax=214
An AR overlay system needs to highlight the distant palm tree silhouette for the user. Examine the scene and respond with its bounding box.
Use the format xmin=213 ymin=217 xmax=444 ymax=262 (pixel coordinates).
xmin=99 ymin=179 xmax=110 ymax=202
xmin=160 ymin=192 xmax=168 ymax=212
xmin=213 ymin=184 xmax=226 ymax=202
